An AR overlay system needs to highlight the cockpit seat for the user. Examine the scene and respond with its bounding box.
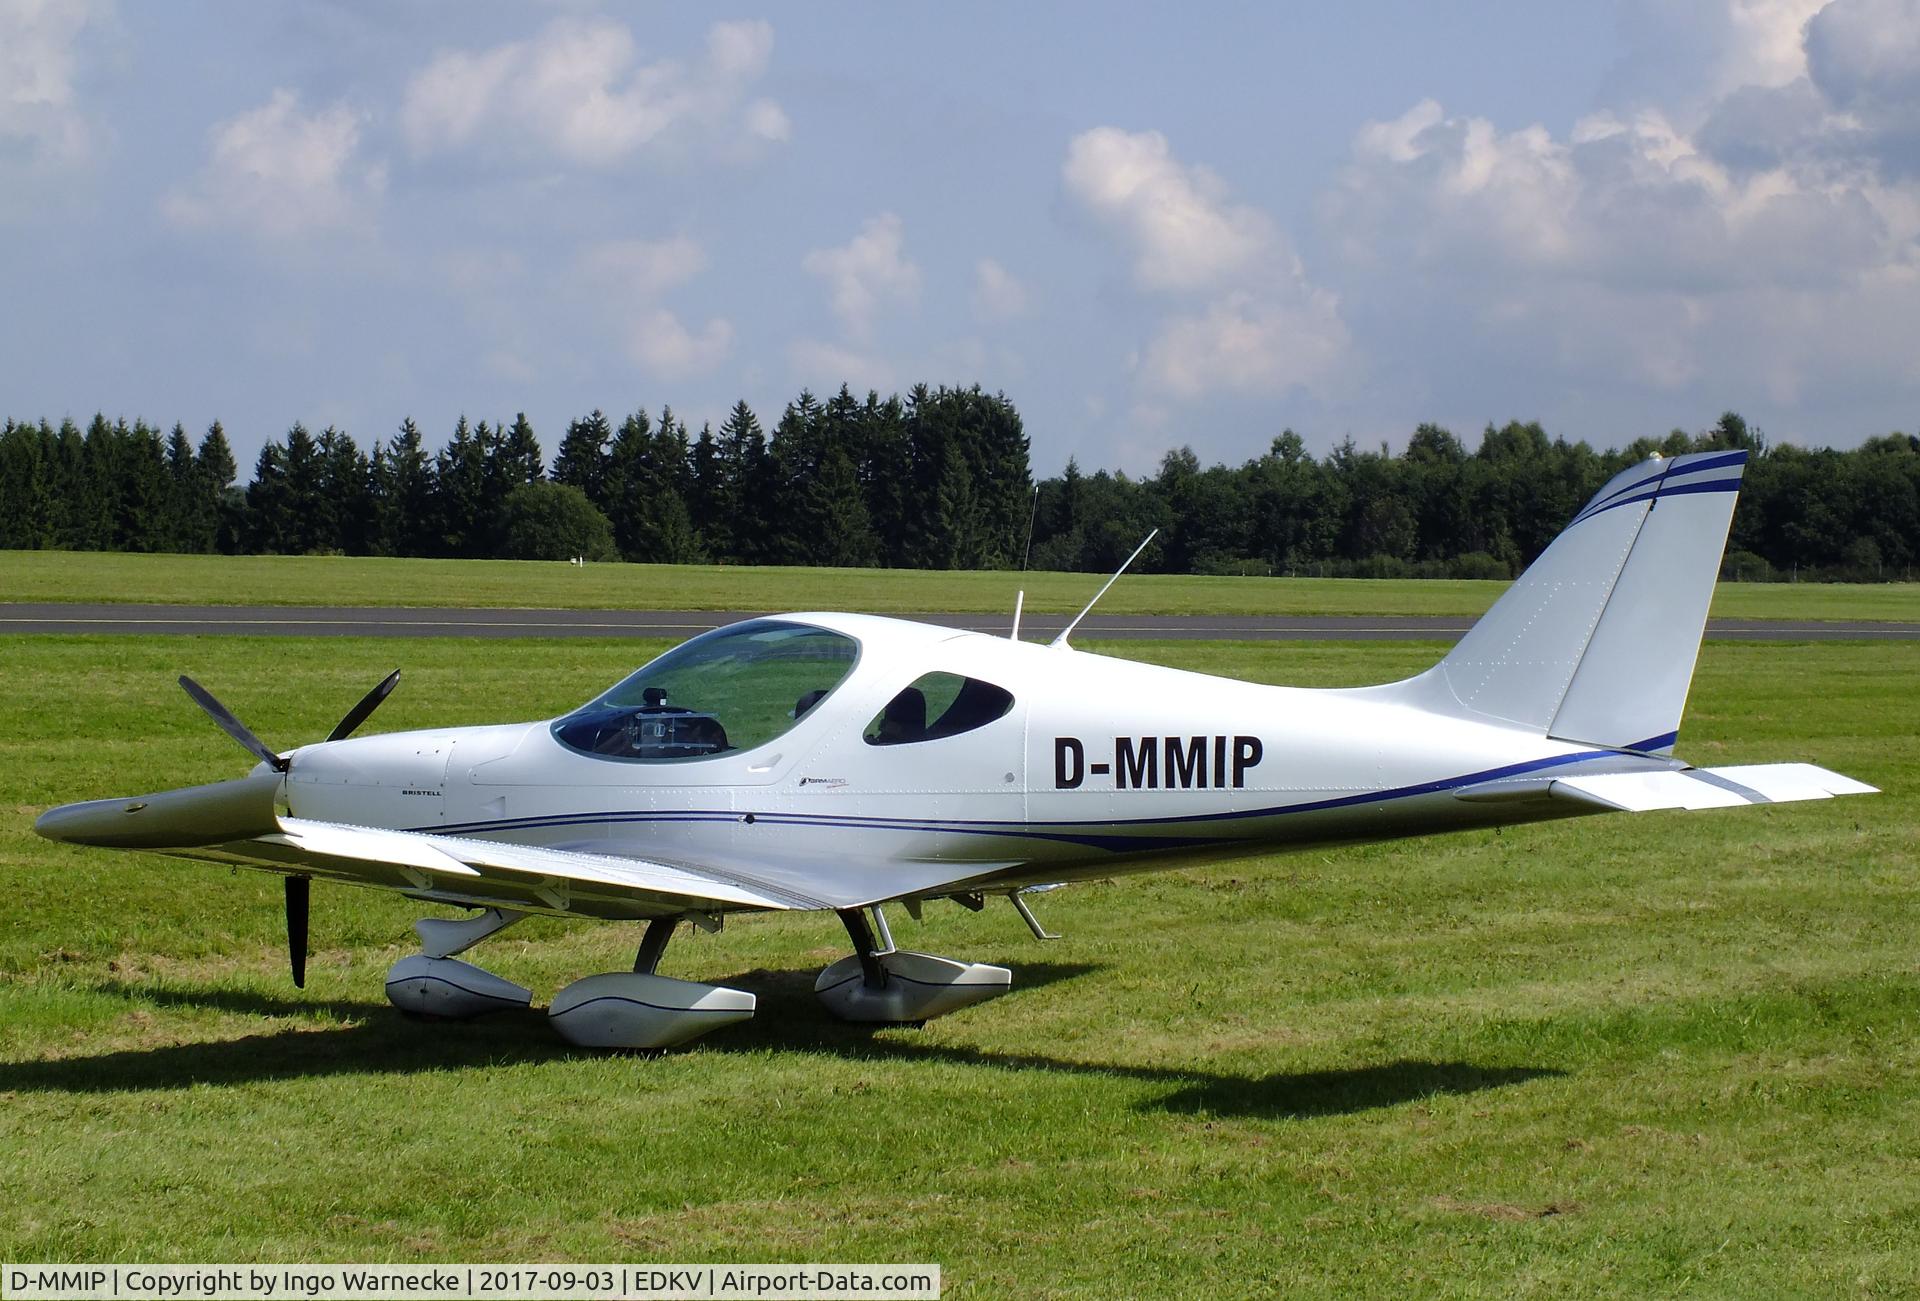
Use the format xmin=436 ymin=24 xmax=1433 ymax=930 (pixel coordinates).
xmin=874 ymin=687 xmax=927 ymax=745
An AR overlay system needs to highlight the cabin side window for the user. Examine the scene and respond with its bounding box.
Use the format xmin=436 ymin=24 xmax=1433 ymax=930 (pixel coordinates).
xmin=864 ymin=672 xmax=1015 ymax=746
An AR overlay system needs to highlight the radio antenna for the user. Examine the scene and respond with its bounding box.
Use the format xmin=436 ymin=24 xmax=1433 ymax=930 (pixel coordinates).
xmin=1021 ymin=483 xmax=1039 ymax=571
xmin=1050 ymin=529 xmax=1157 ymax=649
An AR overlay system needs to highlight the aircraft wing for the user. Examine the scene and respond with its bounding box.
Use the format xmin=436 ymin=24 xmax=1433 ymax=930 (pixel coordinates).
xmin=163 ymin=817 xmax=822 ymax=921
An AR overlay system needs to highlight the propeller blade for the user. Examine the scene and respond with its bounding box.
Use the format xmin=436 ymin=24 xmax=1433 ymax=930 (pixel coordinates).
xmin=326 ymin=670 xmax=402 ymax=743
xmin=285 ymin=874 xmax=309 ymax=989
xmin=179 ymin=676 xmax=287 ymax=772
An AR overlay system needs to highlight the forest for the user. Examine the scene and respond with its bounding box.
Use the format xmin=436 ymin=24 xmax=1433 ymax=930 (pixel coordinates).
xmin=1 ymin=386 xmax=1915 ymax=582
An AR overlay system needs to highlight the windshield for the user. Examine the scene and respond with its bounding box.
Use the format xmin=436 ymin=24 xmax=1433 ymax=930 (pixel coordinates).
xmin=552 ymin=619 xmax=860 ymax=762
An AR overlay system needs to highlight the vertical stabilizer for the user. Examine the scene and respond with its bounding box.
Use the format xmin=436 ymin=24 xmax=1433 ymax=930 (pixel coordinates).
xmin=1398 ymin=450 xmax=1747 ymax=752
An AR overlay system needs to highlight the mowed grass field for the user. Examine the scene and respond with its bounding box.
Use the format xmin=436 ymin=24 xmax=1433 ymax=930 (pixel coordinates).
xmin=2 ymin=549 xmax=1916 ymax=622
xmin=1 ymin=633 xmax=1915 ymax=1296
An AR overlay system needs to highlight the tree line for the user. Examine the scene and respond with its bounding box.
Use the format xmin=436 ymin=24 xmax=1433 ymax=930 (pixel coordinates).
xmin=1037 ymin=412 xmax=1919 ymax=582
xmin=1 ymin=397 xmax=1914 ymax=580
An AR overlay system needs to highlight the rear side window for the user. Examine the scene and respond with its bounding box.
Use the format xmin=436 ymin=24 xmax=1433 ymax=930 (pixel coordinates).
xmin=864 ymin=672 xmax=1015 ymax=746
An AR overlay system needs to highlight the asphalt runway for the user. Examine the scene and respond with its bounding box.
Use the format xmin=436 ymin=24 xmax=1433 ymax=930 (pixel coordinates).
xmin=1 ymin=603 xmax=1914 ymax=641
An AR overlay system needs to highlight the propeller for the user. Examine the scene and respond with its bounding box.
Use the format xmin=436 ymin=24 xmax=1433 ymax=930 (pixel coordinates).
xmin=178 ymin=675 xmax=288 ymax=771
xmin=286 ymin=874 xmax=309 ymax=988
xmin=178 ymin=670 xmax=402 ymax=768
xmin=176 ymin=671 xmax=400 ymax=988
xmin=327 ymin=669 xmax=402 ymax=743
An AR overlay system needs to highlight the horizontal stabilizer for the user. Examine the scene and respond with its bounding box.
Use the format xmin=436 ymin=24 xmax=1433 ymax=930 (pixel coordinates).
xmin=1545 ymin=763 xmax=1876 ymax=813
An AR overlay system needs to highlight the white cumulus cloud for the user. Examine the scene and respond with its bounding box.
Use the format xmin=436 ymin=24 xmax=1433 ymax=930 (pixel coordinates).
xmin=0 ymin=0 xmax=106 ymax=173
xmin=1804 ymin=0 xmax=1920 ymax=173
xmin=1064 ymin=126 xmax=1349 ymax=401
xmin=1141 ymin=290 xmax=1350 ymax=399
xmin=400 ymin=17 xmax=787 ymax=166
xmin=1321 ymin=0 xmax=1920 ymax=409
xmin=787 ymin=337 xmax=896 ymax=395
xmin=1063 ymin=126 xmax=1275 ymax=292
xmin=162 ymin=90 xmax=382 ymax=239
xmin=582 ymin=236 xmax=709 ymax=298
xmin=628 ymin=309 xmax=733 ymax=379
xmin=802 ymin=212 xmax=921 ymax=340
xmin=578 ymin=236 xmax=732 ymax=380
xmin=1721 ymin=0 xmax=1830 ymax=90
xmin=972 ymin=257 xmax=1030 ymax=319
xmin=744 ymin=98 xmax=792 ymax=142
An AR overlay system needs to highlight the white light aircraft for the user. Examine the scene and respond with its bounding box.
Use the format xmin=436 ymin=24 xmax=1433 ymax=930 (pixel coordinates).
xmin=36 ymin=449 xmax=1876 ymax=1049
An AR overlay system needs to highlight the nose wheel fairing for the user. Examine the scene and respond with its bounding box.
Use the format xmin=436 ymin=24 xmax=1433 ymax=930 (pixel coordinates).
xmin=385 ymin=955 xmax=534 ymax=1018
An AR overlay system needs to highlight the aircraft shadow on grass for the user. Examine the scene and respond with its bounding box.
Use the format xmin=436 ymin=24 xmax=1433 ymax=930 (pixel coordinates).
xmin=1 ymin=967 xmax=1561 ymax=1119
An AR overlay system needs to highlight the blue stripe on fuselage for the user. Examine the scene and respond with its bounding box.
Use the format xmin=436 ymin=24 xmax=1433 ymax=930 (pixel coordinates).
xmin=411 ymin=747 xmax=1633 ymax=854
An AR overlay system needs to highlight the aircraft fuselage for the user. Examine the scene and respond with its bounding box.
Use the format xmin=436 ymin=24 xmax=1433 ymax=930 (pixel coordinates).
xmin=279 ymin=613 xmax=1668 ymax=909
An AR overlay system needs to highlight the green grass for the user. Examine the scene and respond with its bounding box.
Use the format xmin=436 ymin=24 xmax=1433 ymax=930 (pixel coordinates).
xmin=1 ymin=549 xmax=1916 ymax=621
xmin=1 ymin=634 xmax=1915 ymax=1296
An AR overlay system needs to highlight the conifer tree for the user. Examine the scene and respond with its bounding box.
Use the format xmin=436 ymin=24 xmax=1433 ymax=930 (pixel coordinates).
xmin=649 ymin=406 xmax=701 ymax=562
xmin=712 ymin=401 xmax=769 ymax=562
xmin=771 ymin=389 xmax=877 ymax=566
xmin=860 ymin=392 xmax=912 ymax=566
xmin=498 ymin=412 xmax=545 ymax=486
xmin=276 ymin=423 xmax=326 ymax=553
xmin=163 ymin=423 xmax=198 ymax=552
xmin=50 ymin=419 xmax=89 ymax=550
xmin=316 ymin=427 xmax=372 ymax=553
xmin=688 ymin=422 xmax=723 ymax=556
xmin=191 ymin=422 xmax=242 ymax=555
xmin=434 ymin=416 xmax=488 ymax=557
xmin=553 ymin=410 xmax=613 ymax=510
xmin=603 ymin=407 xmax=653 ymax=560
xmin=472 ymin=419 xmax=517 ymax=556
xmin=246 ymin=440 xmax=290 ymax=553
xmin=0 ymin=420 xmax=52 ymax=548
xmin=372 ymin=418 xmax=434 ymax=557
xmin=115 ymin=419 xmax=169 ymax=552
xmin=76 ymin=417 xmax=117 ymax=550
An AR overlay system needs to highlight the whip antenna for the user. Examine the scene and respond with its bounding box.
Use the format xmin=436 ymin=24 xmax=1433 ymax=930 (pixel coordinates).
xmin=1050 ymin=528 xmax=1157 ymax=649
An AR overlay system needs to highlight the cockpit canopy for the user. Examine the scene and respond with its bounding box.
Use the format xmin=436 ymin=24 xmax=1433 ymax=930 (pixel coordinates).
xmin=552 ymin=619 xmax=860 ymax=762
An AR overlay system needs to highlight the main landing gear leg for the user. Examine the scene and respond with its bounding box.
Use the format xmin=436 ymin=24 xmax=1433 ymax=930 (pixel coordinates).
xmin=633 ymin=916 xmax=676 ymax=975
xmin=549 ymin=915 xmax=756 ymax=1050
xmin=838 ymin=907 xmax=890 ymax=990
xmin=814 ymin=905 xmax=1012 ymax=1024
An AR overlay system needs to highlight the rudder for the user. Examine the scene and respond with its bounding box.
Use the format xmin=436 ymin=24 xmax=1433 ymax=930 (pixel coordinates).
xmin=1399 ymin=450 xmax=1747 ymax=753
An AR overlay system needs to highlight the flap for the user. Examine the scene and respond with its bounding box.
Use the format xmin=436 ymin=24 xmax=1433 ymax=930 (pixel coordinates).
xmin=197 ymin=817 xmax=816 ymax=918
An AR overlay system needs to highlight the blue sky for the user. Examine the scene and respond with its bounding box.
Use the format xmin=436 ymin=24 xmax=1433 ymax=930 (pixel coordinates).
xmin=3 ymin=1 xmax=1917 ymax=474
